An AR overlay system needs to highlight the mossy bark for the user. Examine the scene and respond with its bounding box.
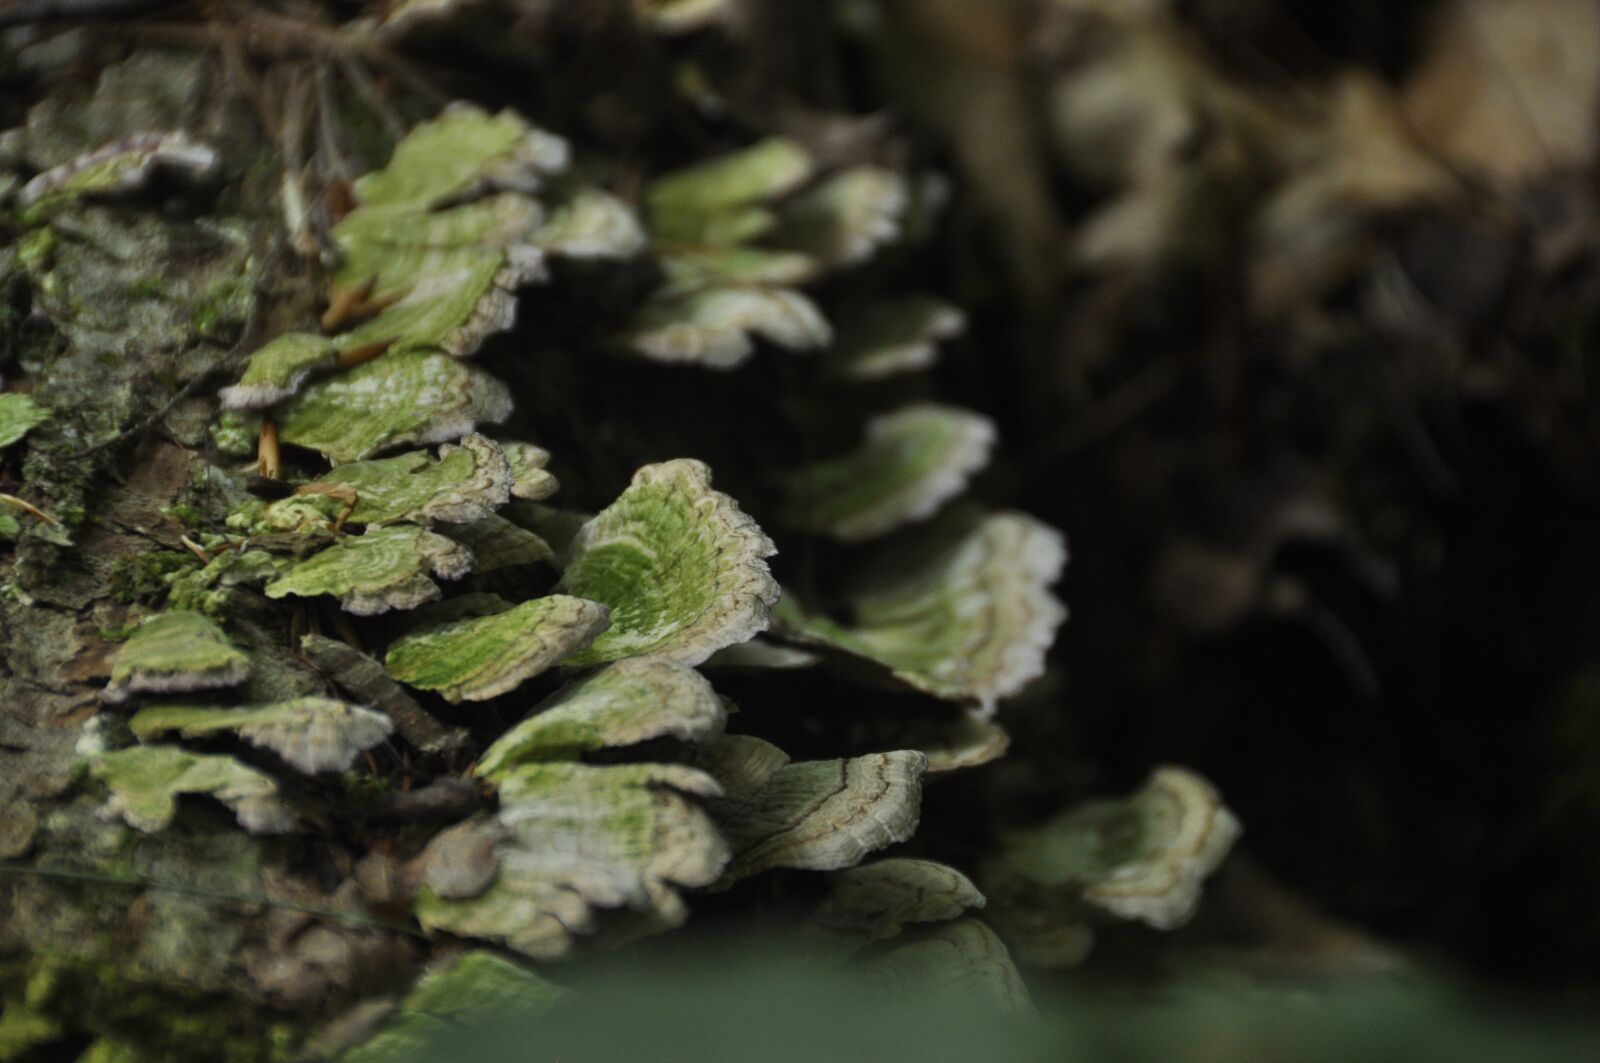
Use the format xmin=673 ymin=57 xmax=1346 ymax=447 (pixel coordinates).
xmin=0 ymin=44 xmax=412 ymax=1061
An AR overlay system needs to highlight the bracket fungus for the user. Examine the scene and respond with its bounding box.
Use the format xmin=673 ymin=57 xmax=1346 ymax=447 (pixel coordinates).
xmin=636 ymin=0 xmax=735 ymax=34
xmin=533 ymin=187 xmax=647 ymax=260
xmin=307 ymin=105 xmax=567 ymax=374
xmin=981 ymin=767 xmax=1241 ymax=967
xmin=350 ymin=104 xmax=568 ymax=210
xmin=101 ymin=610 xmax=252 ymax=704
xmin=1 ymin=52 xmax=1095 ymax=1051
xmin=557 ymin=459 xmax=780 ymax=666
xmin=224 ymin=103 xmax=570 ymax=462
xmin=438 ymin=515 xmax=555 ymax=572
xmin=626 ymin=138 xmax=836 ymax=368
xmin=263 ymin=524 xmax=473 ymax=615
xmin=702 ymin=637 xmax=822 ymax=671
xmin=218 ymin=333 xmax=339 ymax=411
xmin=860 ymin=918 xmax=1032 ymax=1015
xmin=914 ymin=710 xmax=1013 ymax=775
xmin=500 ymin=440 xmax=560 ymax=501
xmin=828 ymin=296 xmax=967 ymax=381
xmin=384 ymin=595 xmax=610 ymax=702
xmin=775 ymin=512 xmax=1067 ymax=716
xmin=127 ymin=698 xmax=394 ymax=775
xmin=803 ymin=859 xmax=1030 ymax=1013
xmin=625 ymin=286 xmax=832 ymax=369
xmin=327 ymin=194 xmax=546 ymax=361
xmin=476 ymin=657 xmax=727 ymax=776
xmin=781 ymin=404 xmax=997 ymax=541
xmin=340 ymin=951 xmax=566 ymax=1063
xmin=306 ymin=434 xmax=514 ymax=527
xmin=16 ymin=131 xmax=219 ymax=222
xmin=662 ymin=247 xmax=819 ymax=289
xmin=685 ymin=733 xmax=792 ymax=800
xmin=713 ymin=750 xmax=927 ymax=885
xmin=811 ymin=858 xmax=987 ymax=943
xmin=775 ymin=165 xmax=910 ymax=271
xmin=647 ymin=137 xmax=814 ymax=245
xmin=89 ymin=745 xmax=295 ymax=835
xmin=275 ymin=350 xmax=513 ymax=464
xmin=413 ymin=761 xmax=729 ymax=960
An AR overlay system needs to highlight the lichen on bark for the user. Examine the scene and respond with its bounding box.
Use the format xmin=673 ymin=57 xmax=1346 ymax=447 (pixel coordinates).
xmin=0 ymin=46 xmax=364 ymax=1060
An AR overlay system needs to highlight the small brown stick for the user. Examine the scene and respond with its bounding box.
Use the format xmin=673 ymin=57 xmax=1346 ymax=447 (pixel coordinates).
xmin=335 ymin=336 xmax=395 ymax=369
xmin=321 ymin=274 xmax=377 ymax=331
xmin=111 ymin=14 xmax=452 ymax=110
xmin=258 ymin=418 xmax=281 ymax=480
xmin=314 ymin=62 xmax=354 ymax=182
xmin=279 ymin=62 xmax=315 ymax=185
xmin=325 ymin=178 xmax=355 ymax=224
xmin=350 ymin=286 xmax=405 ymax=320
xmin=178 ymin=535 xmax=211 ymax=563
xmin=293 ymin=481 xmax=359 ymax=531
xmin=0 ymin=493 xmax=60 ymax=526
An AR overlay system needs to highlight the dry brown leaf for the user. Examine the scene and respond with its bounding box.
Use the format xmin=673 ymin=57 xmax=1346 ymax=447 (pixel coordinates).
xmin=1404 ymin=0 xmax=1600 ymax=183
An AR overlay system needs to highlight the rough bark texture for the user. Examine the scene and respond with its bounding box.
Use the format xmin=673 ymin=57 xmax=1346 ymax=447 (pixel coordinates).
xmin=0 ymin=44 xmax=422 ymax=1059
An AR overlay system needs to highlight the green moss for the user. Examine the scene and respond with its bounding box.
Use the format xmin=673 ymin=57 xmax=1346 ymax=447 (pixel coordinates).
xmin=75 ymin=1038 xmax=144 ymax=1063
xmin=342 ymin=772 xmax=391 ymax=797
xmin=0 ymin=980 xmax=62 ymax=1059
xmin=335 ymin=94 xmax=400 ymax=177
xmin=163 ymin=585 xmax=231 ymax=616
xmin=16 ymin=229 xmax=55 ymax=276
xmin=125 ymin=277 xmax=169 ymax=301
xmin=55 ymin=503 xmax=85 ymax=530
xmin=190 ymin=274 xmax=254 ymax=339
xmin=109 ymin=551 xmax=200 ymax=605
xmin=162 ymin=503 xmax=205 ymax=530
xmin=1 ymin=955 xmax=299 ymax=1063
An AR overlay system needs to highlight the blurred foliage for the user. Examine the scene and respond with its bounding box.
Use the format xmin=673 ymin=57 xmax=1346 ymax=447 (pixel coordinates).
xmin=372 ymin=932 xmax=1600 ymax=1062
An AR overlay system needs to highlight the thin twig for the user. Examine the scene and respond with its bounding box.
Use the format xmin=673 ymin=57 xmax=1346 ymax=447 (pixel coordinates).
xmin=279 ymin=61 xmax=315 ymax=176
xmin=217 ymin=21 xmax=280 ymax=146
xmin=0 ymin=493 xmax=60 ymax=525
xmin=337 ymin=54 xmax=409 ymax=142
xmin=336 ymin=337 xmax=395 ymax=369
xmin=321 ymin=274 xmax=377 ymax=331
xmin=314 ymin=61 xmax=354 ymax=181
xmin=73 ymin=316 xmax=264 ymax=459
xmin=258 ymin=417 xmax=281 ymax=479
